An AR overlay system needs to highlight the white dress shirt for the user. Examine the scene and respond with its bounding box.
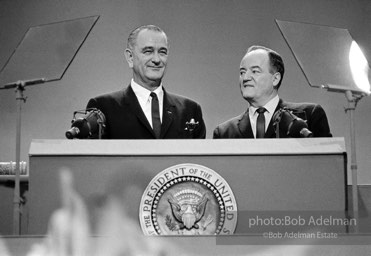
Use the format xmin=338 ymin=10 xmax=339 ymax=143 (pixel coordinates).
xmin=131 ymin=79 xmax=164 ymax=128
xmin=248 ymin=95 xmax=279 ymax=138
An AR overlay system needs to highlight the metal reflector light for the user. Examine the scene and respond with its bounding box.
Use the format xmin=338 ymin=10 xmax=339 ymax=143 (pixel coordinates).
xmin=349 ymin=41 xmax=371 ymax=95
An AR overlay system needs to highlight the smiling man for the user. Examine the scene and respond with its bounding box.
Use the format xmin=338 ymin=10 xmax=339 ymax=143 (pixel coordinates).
xmin=213 ymin=45 xmax=332 ymax=139
xmin=87 ymin=25 xmax=206 ymax=139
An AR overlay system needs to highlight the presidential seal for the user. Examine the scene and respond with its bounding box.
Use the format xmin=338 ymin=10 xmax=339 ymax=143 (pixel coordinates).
xmin=139 ymin=163 xmax=238 ymax=235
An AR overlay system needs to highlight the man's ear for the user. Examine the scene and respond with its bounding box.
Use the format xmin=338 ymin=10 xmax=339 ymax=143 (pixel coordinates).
xmin=124 ymin=48 xmax=133 ymax=68
xmin=272 ymin=72 xmax=281 ymax=88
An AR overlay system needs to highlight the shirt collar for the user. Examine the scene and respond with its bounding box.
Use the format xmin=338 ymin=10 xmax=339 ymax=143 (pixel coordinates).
xmin=131 ymin=79 xmax=163 ymax=103
xmin=249 ymin=95 xmax=280 ymax=116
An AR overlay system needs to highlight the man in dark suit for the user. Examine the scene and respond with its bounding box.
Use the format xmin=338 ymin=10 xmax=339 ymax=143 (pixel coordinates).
xmin=213 ymin=45 xmax=331 ymax=139
xmin=87 ymin=25 xmax=206 ymax=139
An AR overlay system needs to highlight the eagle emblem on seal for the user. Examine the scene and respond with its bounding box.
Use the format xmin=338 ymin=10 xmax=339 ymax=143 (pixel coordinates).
xmin=167 ymin=189 xmax=209 ymax=230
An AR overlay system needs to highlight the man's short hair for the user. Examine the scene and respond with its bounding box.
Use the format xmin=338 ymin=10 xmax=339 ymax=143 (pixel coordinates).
xmin=127 ymin=25 xmax=167 ymax=49
xmin=246 ymin=45 xmax=285 ymax=89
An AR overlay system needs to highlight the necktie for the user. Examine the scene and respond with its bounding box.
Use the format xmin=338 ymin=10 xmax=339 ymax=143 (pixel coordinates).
xmin=150 ymin=92 xmax=161 ymax=138
xmin=256 ymin=107 xmax=266 ymax=139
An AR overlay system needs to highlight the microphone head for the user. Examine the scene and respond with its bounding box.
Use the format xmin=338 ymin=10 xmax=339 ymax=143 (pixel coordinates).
xmin=65 ymin=109 xmax=106 ymax=139
xmin=287 ymin=118 xmax=312 ymax=138
xmin=68 ymin=118 xmax=91 ymax=139
xmin=65 ymin=127 xmax=80 ymax=139
xmin=300 ymin=128 xmax=313 ymax=138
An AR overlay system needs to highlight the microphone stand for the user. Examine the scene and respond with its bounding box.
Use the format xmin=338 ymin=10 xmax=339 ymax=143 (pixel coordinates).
xmin=0 ymin=78 xmax=45 ymax=235
xmin=344 ymin=90 xmax=363 ymax=233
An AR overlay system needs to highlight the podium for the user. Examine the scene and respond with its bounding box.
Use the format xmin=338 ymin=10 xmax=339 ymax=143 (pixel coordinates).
xmin=27 ymin=138 xmax=347 ymax=236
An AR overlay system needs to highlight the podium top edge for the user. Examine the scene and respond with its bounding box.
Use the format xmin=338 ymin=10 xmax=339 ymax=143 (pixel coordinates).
xmin=28 ymin=138 xmax=346 ymax=156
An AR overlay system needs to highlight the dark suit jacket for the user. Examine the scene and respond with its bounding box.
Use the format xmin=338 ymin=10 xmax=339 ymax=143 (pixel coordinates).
xmin=213 ymin=99 xmax=332 ymax=138
xmin=86 ymin=85 xmax=206 ymax=139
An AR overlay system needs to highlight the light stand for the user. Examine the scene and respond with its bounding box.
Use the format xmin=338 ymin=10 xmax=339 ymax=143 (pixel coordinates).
xmin=0 ymin=15 xmax=99 ymax=235
xmin=1 ymin=78 xmax=45 ymax=235
xmin=14 ymin=83 xmax=24 ymax=235
xmin=344 ymin=90 xmax=364 ymax=232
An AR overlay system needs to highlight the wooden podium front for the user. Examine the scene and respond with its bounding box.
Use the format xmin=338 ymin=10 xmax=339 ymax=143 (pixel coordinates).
xmin=28 ymin=138 xmax=347 ymax=236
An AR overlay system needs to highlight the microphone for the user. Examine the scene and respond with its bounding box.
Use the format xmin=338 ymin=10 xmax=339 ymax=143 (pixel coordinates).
xmin=65 ymin=108 xmax=106 ymax=139
xmin=273 ymin=108 xmax=313 ymax=138
xmin=287 ymin=115 xmax=313 ymax=138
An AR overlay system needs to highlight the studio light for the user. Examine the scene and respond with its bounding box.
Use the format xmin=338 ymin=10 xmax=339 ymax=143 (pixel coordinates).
xmin=349 ymin=41 xmax=371 ymax=95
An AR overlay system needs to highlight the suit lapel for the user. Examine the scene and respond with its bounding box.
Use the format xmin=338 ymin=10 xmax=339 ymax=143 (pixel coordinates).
xmin=238 ymin=111 xmax=254 ymax=138
xmin=265 ymin=99 xmax=285 ymax=138
xmin=265 ymin=118 xmax=277 ymax=138
xmin=160 ymin=89 xmax=175 ymax=138
xmin=123 ymin=85 xmax=156 ymax=137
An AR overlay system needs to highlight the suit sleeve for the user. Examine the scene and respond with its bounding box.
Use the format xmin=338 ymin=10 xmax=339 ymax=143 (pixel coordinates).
xmin=86 ymin=98 xmax=98 ymax=110
xmin=213 ymin=126 xmax=221 ymax=139
xmin=194 ymin=103 xmax=207 ymax=139
xmin=309 ymin=104 xmax=332 ymax=137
